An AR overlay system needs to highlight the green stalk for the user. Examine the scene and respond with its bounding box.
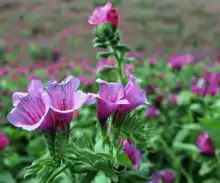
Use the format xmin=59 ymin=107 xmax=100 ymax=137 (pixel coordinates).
xmin=109 ymin=45 xmax=126 ymax=85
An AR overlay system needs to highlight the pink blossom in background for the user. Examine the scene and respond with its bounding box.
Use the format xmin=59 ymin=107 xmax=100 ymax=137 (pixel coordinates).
xmin=167 ymin=94 xmax=178 ymax=104
xmin=0 ymin=133 xmax=9 ymax=150
xmin=145 ymin=106 xmax=160 ymax=118
xmin=167 ymin=54 xmax=194 ymax=70
xmin=146 ymin=170 xmax=175 ymax=183
xmin=196 ymin=132 xmax=214 ymax=155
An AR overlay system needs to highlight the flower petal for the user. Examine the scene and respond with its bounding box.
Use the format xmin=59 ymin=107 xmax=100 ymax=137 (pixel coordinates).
xmin=12 ymin=92 xmax=28 ymax=106
xmin=122 ymin=70 xmax=147 ymax=111
xmin=7 ymin=94 xmax=50 ymax=131
xmin=96 ymin=78 xmax=124 ymax=102
xmin=45 ymin=76 xmax=80 ymax=111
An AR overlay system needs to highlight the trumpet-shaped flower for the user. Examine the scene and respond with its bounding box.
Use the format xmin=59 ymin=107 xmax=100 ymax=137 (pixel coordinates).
xmin=7 ymin=76 xmax=94 ymax=131
xmin=94 ymin=71 xmax=147 ymax=125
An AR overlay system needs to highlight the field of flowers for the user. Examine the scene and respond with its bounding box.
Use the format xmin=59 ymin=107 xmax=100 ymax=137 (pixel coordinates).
xmin=1 ymin=0 xmax=220 ymax=183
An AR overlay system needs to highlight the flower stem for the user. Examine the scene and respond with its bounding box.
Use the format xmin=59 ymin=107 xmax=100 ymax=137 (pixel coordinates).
xmin=109 ymin=45 xmax=126 ymax=85
xmin=160 ymin=138 xmax=194 ymax=183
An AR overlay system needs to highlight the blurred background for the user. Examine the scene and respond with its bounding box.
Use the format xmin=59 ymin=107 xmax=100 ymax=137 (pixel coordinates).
xmin=0 ymin=0 xmax=220 ymax=182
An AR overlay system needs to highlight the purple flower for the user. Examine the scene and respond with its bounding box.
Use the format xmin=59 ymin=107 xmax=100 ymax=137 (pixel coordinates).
xmin=122 ymin=139 xmax=142 ymax=170
xmin=176 ymin=82 xmax=182 ymax=89
xmin=146 ymin=106 xmax=160 ymax=118
xmin=167 ymin=94 xmax=178 ymax=104
xmin=0 ymin=133 xmax=9 ymax=150
xmin=7 ymin=76 xmax=94 ymax=131
xmin=146 ymin=85 xmax=156 ymax=93
xmin=167 ymin=54 xmax=193 ymax=70
xmin=121 ymin=71 xmax=147 ymax=112
xmin=94 ymin=71 xmax=147 ymax=124
xmin=44 ymin=76 xmax=95 ymax=130
xmin=94 ymin=79 xmax=129 ymax=124
xmin=196 ymin=132 xmax=214 ymax=155
xmin=7 ymin=80 xmax=52 ymax=131
xmin=149 ymin=57 xmax=158 ymax=66
xmin=147 ymin=170 xmax=175 ymax=183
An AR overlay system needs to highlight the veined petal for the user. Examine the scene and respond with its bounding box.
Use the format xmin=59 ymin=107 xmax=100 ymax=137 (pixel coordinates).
xmin=12 ymin=92 xmax=28 ymax=106
xmin=28 ymin=80 xmax=44 ymax=96
xmin=45 ymin=76 xmax=80 ymax=112
xmin=122 ymin=71 xmax=147 ymax=112
xmin=96 ymin=78 xmax=124 ymax=102
xmin=97 ymin=98 xmax=118 ymax=125
xmin=7 ymin=93 xmax=51 ymax=131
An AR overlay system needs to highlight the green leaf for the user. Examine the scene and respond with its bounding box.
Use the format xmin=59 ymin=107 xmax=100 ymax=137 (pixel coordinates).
xmin=97 ymin=52 xmax=114 ymax=59
xmin=115 ymin=44 xmax=131 ymax=53
xmin=80 ymin=172 xmax=98 ymax=183
xmin=0 ymin=172 xmax=16 ymax=183
xmin=202 ymin=179 xmax=220 ymax=183
xmin=173 ymin=129 xmax=189 ymax=144
xmin=178 ymin=91 xmax=193 ymax=105
xmin=199 ymin=161 xmax=214 ymax=176
xmin=93 ymin=161 xmax=118 ymax=182
xmin=122 ymin=171 xmax=148 ymax=183
xmin=122 ymin=57 xmax=137 ymax=64
xmin=173 ymin=142 xmax=198 ymax=156
xmin=93 ymin=43 xmax=108 ymax=49
xmin=93 ymin=172 xmax=111 ymax=183
xmin=189 ymin=104 xmax=202 ymax=113
xmin=183 ymin=124 xmax=201 ymax=131
xmin=200 ymin=118 xmax=220 ymax=130
xmin=117 ymin=153 xmax=133 ymax=169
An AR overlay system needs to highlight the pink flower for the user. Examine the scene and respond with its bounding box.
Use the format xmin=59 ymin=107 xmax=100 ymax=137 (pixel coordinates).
xmin=122 ymin=139 xmax=142 ymax=170
xmin=96 ymin=58 xmax=115 ymax=71
xmin=95 ymin=79 xmax=129 ymax=125
xmin=196 ymin=132 xmax=214 ymax=155
xmin=94 ymin=71 xmax=147 ymax=125
xmin=167 ymin=94 xmax=178 ymax=104
xmin=145 ymin=106 xmax=160 ymax=118
xmin=0 ymin=133 xmax=9 ymax=150
xmin=44 ymin=76 xmax=95 ymax=130
xmin=7 ymin=76 xmax=94 ymax=131
xmin=88 ymin=2 xmax=119 ymax=28
xmin=147 ymin=170 xmax=175 ymax=183
xmin=149 ymin=57 xmax=158 ymax=66
xmin=167 ymin=54 xmax=193 ymax=70
xmin=7 ymin=80 xmax=52 ymax=131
